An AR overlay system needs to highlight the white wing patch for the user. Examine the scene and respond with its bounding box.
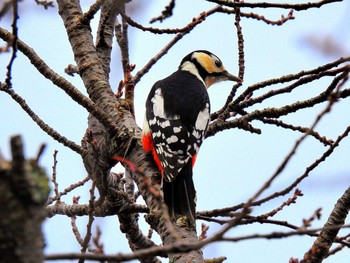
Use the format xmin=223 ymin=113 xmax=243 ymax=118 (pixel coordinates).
xmin=195 ymin=103 xmax=210 ymax=131
xmin=151 ymin=88 xmax=166 ymax=118
xmin=151 ymin=88 xmax=180 ymax=120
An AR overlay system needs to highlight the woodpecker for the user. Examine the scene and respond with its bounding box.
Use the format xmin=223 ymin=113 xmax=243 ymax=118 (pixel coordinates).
xmin=142 ymin=50 xmax=241 ymax=228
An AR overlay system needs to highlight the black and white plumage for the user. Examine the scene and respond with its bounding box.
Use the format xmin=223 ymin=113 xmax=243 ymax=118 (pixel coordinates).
xmin=142 ymin=50 xmax=241 ymax=228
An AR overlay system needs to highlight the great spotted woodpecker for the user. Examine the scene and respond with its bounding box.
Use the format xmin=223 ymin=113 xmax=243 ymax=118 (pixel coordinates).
xmin=142 ymin=50 xmax=241 ymax=228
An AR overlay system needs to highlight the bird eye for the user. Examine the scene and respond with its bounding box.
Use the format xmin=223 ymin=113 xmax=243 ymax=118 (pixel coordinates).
xmin=215 ymin=60 xmax=222 ymax=68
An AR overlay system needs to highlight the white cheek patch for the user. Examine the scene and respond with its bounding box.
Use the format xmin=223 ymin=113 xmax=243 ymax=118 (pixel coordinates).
xmin=181 ymin=61 xmax=205 ymax=86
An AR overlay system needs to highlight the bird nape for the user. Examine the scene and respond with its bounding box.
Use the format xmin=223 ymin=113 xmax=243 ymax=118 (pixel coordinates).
xmin=142 ymin=50 xmax=241 ymax=229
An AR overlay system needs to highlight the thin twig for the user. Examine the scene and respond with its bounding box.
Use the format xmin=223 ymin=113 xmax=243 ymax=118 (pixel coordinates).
xmin=213 ymin=2 xmax=245 ymax=123
xmin=71 ymin=196 xmax=84 ymax=246
xmin=246 ymin=72 xmax=349 ymax=202
xmin=0 ymin=87 xmax=82 ymax=154
xmin=199 ymin=123 xmax=350 ymax=218
xmin=132 ymin=6 xmax=221 ymax=84
xmin=251 ymin=124 xmax=350 ymax=209
xmin=206 ymin=0 xmax=342 ymax=11
xmin=260 ymin=118 xmax=333 ymax=146
xmin=0 ymin=27 xmax=116 ymax=133
xmin=231 ymin=57 xmax=350 ymax=110
xmin=238 ymin=66 xmax=350 ymax=111
xmin=44 ymin=224 xmax=350 ymax=262
xmin=122 ymin=7 xmax=294 ymax=35
xmin=81 ymin=0 xmax=103 ymax=23
xmin=258 ymin=189 xmax=303 ymax=220
xmin=34 ymin=0 xmax=54 ymax=9
xmin=301 ymin=187 xmax=350 ymax=263
xmin=240 ymin=10 xmax=294 ymax=25
xmin=207 ymin=69 xmax=350 ymax=136
xmin=78 ymin=181 xmax=96 ymax=262
xmin=46 ymin=202 xmax=148 ymax=218
xmin=149 ymin=0 xmax=175 ymax=23
xmin=5 ymin=0 xmax=19 ymax=88
xmin=51 ymin=150 xmax=59 ymax=198
xmin=222 ymin=224 xmax=350 ymax=243
xmin=46 ymin=176 xmax=91 ymax=206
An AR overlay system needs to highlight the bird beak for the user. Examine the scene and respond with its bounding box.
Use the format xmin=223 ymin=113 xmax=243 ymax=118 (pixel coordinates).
xmin=223 ymin=71 xmax=242 ymax=82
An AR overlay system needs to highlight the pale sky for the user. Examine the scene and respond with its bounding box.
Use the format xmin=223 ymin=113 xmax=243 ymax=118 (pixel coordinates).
xmin=1 ymin=1 xmax=349 ymax=262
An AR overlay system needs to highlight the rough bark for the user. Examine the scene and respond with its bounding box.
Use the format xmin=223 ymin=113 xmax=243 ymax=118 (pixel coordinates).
xmin=301 ymin=186 xmax=350 ymax=263
xmin=0 ymin=135 xmax=50 ymax=263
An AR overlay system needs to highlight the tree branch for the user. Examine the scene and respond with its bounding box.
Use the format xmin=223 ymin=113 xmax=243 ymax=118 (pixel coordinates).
xmin=5 ymin=0 xmax=19 ymax=88
xmin=0 ymin=135 xmax=50 ymax=263
xmin=301 ymin=187 xmax=350 ymax=263
xmin=207 ymin=67 xmax=350 ymax=136
xmin=0 ymin=85 xmax=83 ymax=154
xmin=132 ymin=5 xmax=221 ymax=84
xmin=0 ymin=27 xmax=115 ymax=133
xmin=206 ymin=0 xmax=342 ymax=11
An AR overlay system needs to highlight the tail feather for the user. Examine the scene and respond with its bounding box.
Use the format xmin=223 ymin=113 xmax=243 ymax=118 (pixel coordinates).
xmin=163 ymin=161 xmax=196 ymax=228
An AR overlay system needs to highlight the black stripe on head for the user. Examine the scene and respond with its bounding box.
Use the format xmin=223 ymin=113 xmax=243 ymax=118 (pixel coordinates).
xmin=191 ymin=57 xmax=210 ymax=81
xmin=179 ymin=50 xmax=218 ymax=80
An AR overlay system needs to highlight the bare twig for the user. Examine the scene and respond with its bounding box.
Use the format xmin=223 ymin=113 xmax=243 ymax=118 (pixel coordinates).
xmin=51 ymin=150 xmax=59 ymax=198
xmin=123 ymin=7 xmax=294 ymax=35
xmin=132 ymin=6 xmax=222 ymax=83
xmin=260 ymin=118 xmax=333 ymax=146
xmin=258 ymin=189 xmax=303 ymax=220
xmin=234 ymin=3 xmax=245 ymax=80
xmin=81 ymin=0 xmax=102 ymax=22
xmin=198 ymin=223 xmax=210 ymax=241
xmin=34 ymin=0 xmax=54 ymax=9
xmin=247 ymin=71 xmax=349 ymax=202
xmin=241 ymin=10 xmax=294 ymax=25
xmin=44 ymin=221 xmax=350 ymax=262
xmin=231 ymin=57 xmax=350 ymax=110
xmin=150 ymin=0 xmax=175 ymax=23
xmin=222 ymin=224 xmax=350 ymax=243
xmin=301 ymin=187 xmax=350 ymax=263
xmin=91 ymin=226 xmax=104 ymax=254
xmin=0 ymin=87 xmax=83 ymax=154
xmin=78 ymin=181 xmax=96 ymax=263
xmin=71 ymin=196 xmax=84 ymax=246
xmin=116 ymin=4 xmax=136 ymax=116
xmin=207 ymin=68 xmax=350 ymax=136
xmin=0 ymin=27 xmax=116 ymax=134
xmin=5 ymin=0 xmax=19 ymax=88
xmin=46 ymin=201 xmax=148 ymax=218
xmin=198 ymin=122 xmax=350 ymax=219
xmin=0 ymin=0 xmax=12 ymax=19
xmin=206 ymin=0 xmax=342 ymax=11
xmin=238 ymin=65 xmax=349 ymax=111
xmin=251 ymin=124 xmax=350 ymax=209
xmin=303 ymin=208 xmax=322 ymax=228
xmin=46 ymin=176 xmax=91 ymax=206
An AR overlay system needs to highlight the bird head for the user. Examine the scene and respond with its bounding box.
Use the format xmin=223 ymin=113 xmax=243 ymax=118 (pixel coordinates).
xmin=179 ymin=50 xmax=242 ymax=88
